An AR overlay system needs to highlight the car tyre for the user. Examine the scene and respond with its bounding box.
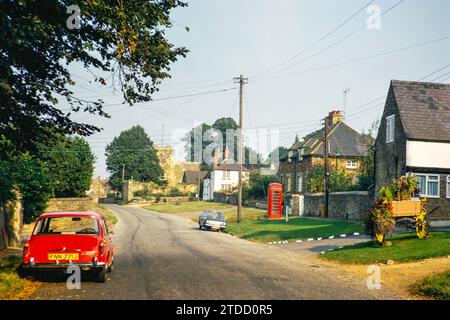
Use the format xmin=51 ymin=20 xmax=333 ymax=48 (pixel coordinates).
xmin=96 ymin=269 xmax=108 ymax=283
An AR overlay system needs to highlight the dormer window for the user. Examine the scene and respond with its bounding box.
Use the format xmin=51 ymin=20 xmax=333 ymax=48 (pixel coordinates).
xmin=386 ymin=114 xmax=395 ymax=143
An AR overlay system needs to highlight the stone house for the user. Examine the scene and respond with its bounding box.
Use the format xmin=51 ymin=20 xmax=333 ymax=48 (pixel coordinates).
xmin=154 ymin=145 xmax=201 ymax=187
xmin=202 ymin=147 xmax=250 ymax=200
xmin=375 ymin=80 xmax=450 ymax=220
xmin=279 ymin=110 xmax=369 ymax=195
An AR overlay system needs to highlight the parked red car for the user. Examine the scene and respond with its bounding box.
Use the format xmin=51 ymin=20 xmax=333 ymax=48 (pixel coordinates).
xmin=22 ymin=211 xmax=114 ymax=283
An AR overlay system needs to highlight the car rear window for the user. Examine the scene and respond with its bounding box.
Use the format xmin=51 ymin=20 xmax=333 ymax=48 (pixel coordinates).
xmin=34 ymin=216 xmax=100 ymax=235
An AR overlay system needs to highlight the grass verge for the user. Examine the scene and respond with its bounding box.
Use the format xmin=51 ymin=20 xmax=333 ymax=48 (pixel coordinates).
xmin=226 ymin=217 xmax=363 ymax=243
xmin=321 ymin=231 xmax=450 ymax=264
xmin=411 ymin=269 xmax=450 ymax=300
xmin=145 ymin=201 xmax=232 ymax=214
xmin=0 ymin=255 xmax=41 ymax=300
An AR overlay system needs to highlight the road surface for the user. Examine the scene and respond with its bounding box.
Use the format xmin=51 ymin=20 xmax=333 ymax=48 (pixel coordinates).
xmin=31 ymin=205 xmax=399 ymax=300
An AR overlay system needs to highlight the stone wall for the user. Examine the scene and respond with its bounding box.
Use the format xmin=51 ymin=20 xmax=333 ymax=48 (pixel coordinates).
xmin=0 ymin=193 xmax=23 ymax=249
xmin=46 ymin=197 xmax=96 ymax=212
xmin=213 ymin=192 xmax=237 ymax=205
xmin=304 ymin=191 xmax=370 ymax=221
xmin=122 ymin=180 xmax=196 ymax=203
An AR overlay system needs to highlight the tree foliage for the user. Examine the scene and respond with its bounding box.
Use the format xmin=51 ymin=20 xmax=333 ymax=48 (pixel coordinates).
xmin=306 ymin=164 xmax=356 ymax=193
xmin=105 ymin=125 xmax=163 ymax=190
xmin=0 ymin=0 xmax=188 ymax=154
xmin=0 ymin=154 xmax=53 ymax=223
xmin=37 ymin=136 xmax=95 ymax=197
xmin=183 ymin=117 xmax=263 ymax=171
xmin=243 ymin=170 xmax=279 ymax=200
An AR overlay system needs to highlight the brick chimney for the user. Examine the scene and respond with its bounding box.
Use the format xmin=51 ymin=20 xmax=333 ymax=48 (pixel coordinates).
xmin=326 ymin=110 xmax=344 ymax=127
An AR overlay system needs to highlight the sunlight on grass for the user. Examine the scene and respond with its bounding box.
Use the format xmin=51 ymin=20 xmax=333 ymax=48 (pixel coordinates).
xmin=322 ymin=231 xmax=450 ymax=264
xmin=412 ymin=269 xmax=450 ymax=300
xmin=226 ymin=217 xmax=363 ymax=242
xmin=0 ymin=255 xmax=41 ymax=300
xmin=145 ymin=201 xmax=232 ymax=213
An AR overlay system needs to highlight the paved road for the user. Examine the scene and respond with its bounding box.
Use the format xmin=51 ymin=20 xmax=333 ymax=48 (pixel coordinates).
xmin=32 ymin=205 xmax=399 ymax=300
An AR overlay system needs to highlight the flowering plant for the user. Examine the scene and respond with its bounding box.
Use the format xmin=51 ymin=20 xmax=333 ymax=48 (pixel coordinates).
xmin=364 ymin=198 xmax=396 ymax=239
xmin=391 ymin=175 xmax=417 ymax=201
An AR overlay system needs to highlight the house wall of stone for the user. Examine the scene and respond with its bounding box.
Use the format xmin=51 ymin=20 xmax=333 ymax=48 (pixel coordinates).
xmin=303 ymin=191 xmax=370 ymax=221
xmin=375 ymin=88 xmax=408 ymax=194
xmin=155 ymin=145 xmax=200 ymax=187
xmin=408 ymin=169 xmax=450 ymax=220
xmin=279 ymin=156 xmax=363 ymax=194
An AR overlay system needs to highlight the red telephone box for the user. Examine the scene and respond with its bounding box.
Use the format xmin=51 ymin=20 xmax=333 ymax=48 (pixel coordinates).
xmin=268 ymin=183 xmax=283 ymax=220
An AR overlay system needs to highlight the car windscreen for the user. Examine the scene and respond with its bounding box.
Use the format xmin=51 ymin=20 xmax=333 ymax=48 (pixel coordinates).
xmin=33 ymin=216 xmax=100 ymax=235
xmin=205 ymin=212 xmax=224 ymax=219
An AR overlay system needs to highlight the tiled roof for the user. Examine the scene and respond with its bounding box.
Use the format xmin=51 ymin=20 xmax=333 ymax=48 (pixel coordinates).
xmin=182 ymin=170 xmax=208 ymax=184
xmin=288 ymin=122 xmax=368 ymax=157
xmin=216 ymin=163 xmax=249 ymax=172
xmin=391 ymin=80 xmax=450 ymax=142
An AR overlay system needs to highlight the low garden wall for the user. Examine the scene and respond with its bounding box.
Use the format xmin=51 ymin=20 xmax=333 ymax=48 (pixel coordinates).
xmin=46 ymin=197 xmax=96 ymax=212
xmin=304 ymin=191 xmax=370 ymax=221
xmin=213 ymin=192 xmax=238 ymax=205
xmin=122 ymin=180 xmax=196 ymax=202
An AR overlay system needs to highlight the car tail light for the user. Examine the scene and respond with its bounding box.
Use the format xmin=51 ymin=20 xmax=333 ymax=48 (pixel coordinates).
xmin=23 ymin=241 xmax=30 ymax=257
xmin=99 ymin=240 xmax=105 ymax=255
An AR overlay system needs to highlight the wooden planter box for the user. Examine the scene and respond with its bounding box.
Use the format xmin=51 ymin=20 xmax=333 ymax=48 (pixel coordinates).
xmin=390 ymin=200 xmax=421 ymax=217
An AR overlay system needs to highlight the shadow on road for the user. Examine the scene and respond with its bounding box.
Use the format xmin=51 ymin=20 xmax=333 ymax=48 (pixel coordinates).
xmin=20 ymin=269 xmax=99 ymax=283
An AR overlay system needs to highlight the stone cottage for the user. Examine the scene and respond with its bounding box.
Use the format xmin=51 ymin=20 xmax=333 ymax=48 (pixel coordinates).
xmin=375 ymin=80 xmax=450 ymax=220
xmin=279 ymin=110 xmax=370 ymax=195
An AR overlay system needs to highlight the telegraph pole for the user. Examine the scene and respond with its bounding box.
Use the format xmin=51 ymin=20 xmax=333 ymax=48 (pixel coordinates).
xmin=233 ymin=75 xmax=248 ymax=223
xmin=121 ymin=164 xmax=125 ymax=181
xmin=323 ymin=117 xmax=330 ymax=218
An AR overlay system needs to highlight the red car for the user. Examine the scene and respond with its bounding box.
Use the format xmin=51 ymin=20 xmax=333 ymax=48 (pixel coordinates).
xmin=22 ymin=211 xmax=114 ymax=283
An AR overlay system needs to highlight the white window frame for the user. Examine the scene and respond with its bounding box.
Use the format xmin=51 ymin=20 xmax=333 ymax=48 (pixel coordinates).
xmin=386 ymin=114 xmax=395 ymax=143
xmin=297 ymin=174 xmax=303 ymax=193
xmin=346 ymin=160 xmax=357 ymax=169
xmin=222 ymin=170 xmax=231 ymax=180
xmin=447 ymin=175 xmax=450 ymax=199
xmin=413 ymin=173 xmax=440 ymax=198
xmin=286 ymin=175 xmax=292 ymax=192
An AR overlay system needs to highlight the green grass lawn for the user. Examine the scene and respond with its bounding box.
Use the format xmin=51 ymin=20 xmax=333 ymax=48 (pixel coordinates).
xmin=322 ymin=231 xmax=450 ymax=264
xmin=412 ymin=269 xmax=450 ymax=300
xmin=145 ymin=201 xmax=232 ymax=213
xmin=226 ymin=217 xmax=364 ymax=243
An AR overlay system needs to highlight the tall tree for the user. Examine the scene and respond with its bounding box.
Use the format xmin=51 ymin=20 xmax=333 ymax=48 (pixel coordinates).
xmin=0 ymin=0 xmax=188 ymax=155
xmin=105 ymin=125 xmax=163 ymax=190
xmin=183 ymin=117 xmax=263 ymax=170
xmin=38 ymin=136 xmax=95 ymax=197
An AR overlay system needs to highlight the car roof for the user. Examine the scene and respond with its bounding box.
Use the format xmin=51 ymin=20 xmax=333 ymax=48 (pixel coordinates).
xmin=38 ymin=211 xmax=102 ymax=219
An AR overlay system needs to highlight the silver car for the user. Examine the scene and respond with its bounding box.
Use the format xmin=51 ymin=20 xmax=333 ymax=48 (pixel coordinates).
xmin=198 ymin=210 xmax=227 ymax=232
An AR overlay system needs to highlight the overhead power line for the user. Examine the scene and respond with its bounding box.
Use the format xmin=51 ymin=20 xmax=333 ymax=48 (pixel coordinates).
xmin=251 ymin=34 xmax=450 ymax=83
xmin=252 ymin=0 xmax=376 ymax=79
xmin=252 ymin=0 xmax=406 ymax=80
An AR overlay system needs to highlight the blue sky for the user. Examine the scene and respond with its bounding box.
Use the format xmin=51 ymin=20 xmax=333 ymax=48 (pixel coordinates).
xmin=65 ymin=0 xmax=450 ymax=178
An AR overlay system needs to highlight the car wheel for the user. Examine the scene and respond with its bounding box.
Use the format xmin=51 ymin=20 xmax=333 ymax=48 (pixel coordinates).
xmin=96 ymin=268 xmax=108 ymax=283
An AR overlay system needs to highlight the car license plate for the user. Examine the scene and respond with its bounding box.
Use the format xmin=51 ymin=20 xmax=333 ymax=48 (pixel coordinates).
xmin=48 ymin=253 xmax=79 ymax=261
